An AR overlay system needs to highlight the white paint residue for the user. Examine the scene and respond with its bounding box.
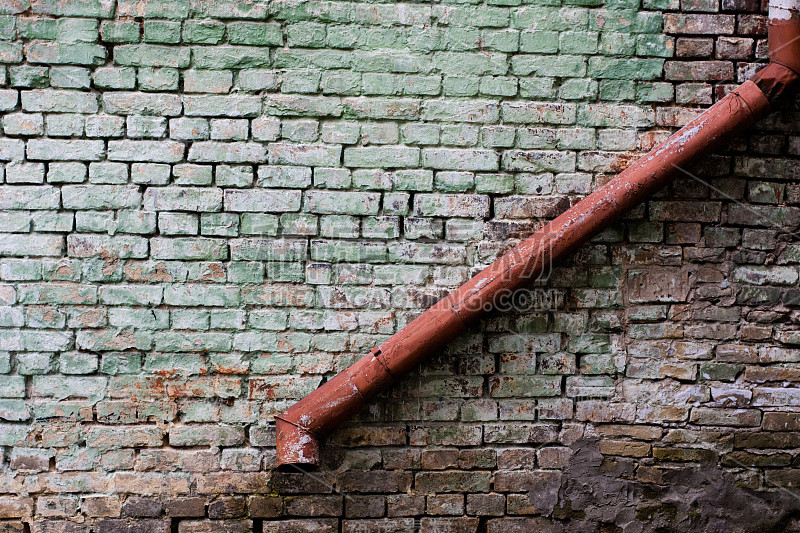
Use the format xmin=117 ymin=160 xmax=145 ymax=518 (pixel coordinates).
xmin=473 ymin=276 xmax=490 ymax=291
xmin=672 ymin=123 xmax=702 ymax=147
xmin=770 ymin=6 xmax=793 ymax=19
xmin=770 ymin=0 xmax=800 ymax=19
xmin=292 ymin=430 xmax=315 ymax=461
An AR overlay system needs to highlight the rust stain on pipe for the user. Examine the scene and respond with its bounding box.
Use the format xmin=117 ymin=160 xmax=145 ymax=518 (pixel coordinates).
xmin=275 ymin=4 xmax=799 ymax=470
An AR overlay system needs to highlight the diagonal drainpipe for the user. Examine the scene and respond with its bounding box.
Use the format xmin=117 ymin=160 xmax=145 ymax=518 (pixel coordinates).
xmin=275 ymin=0 xmax=800 ymax=469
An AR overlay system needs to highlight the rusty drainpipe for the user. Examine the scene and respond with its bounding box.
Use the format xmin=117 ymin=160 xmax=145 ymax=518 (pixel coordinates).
xmin=275 ymin=0 xmax=800 ymax=470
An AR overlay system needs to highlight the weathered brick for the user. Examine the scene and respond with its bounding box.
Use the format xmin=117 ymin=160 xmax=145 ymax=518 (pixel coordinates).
xmin=150 ymin=238 xmax=228 ymax=260
xmin=93 ymin=66 xmax=136 ymax=89
xmin=62 ymin=185 xmax=141 ymax=210
xmin=22 ymin=90 xmax=97 ymax=113
xmin=423 ymin=100 xmax=500 ymax=123
xmin=189 ymin=141 xmax=267 ymax=164
xmin=501 ymin=102 xmax=576 ymax=124
xmin=230 ymin=239 xmax=307 ymax=261
xmin=114 ymin=44 xmax=190 ymax=67
xmin=0 ymin=185 xmax=60 ymax=210
xmin=413 ymin=194 xmax=490 ymax=218
xmin=27 ymin=140 xmax=104 ymax=161
xmin=192 ymin=46 xmax=271 ymax=69
xmin=664 ymin=60 xmax=734 ymax=80
xmin=0 ymin=140 xmax=25 ymax=161
xmin=690 ymin=407 xmax=762 ymax=427
xmin=107 ymin=140 xmax=185 ymax=163
xmin=664 ymin=14 xmax=735 ymax=34
xmin=32 ymin=376 xmax=106 ymax=400
xmin=143 ymin=187 xmax=222 ymax=212
xmin=26 ymin=42 xmax=105 ymax=66
xmin=343 ymin=146 xmax=419 ymax=168
xmin=164 ymin=285 xmax=239 ymax=307
xmin=422 ymin=149 xmax=499 ymax=171
xmin=389 ymin=242 xmax=466 ymax=264
xmin=169 ymin=425 xmax=245 ymax=447
xmin=415 ymin=471 xmax=491 ymax=493
xmin=502 ymin=150 xmax=576 ymax=172
xmin=67 ymin=235 xmax=148 ymax=258
xmin=0 ymin=496 xmax=33 ymax=518
xmin=183 ymin=95 xmax=261 ymax=117
xmin=262 ymin=519 xmax=337 ymax=533
xmin=3 ymin=113 xmax=44 ymax=136
xmin=306 ymin=191 xmax=381 ymax=215
xmin=224 ymin=190 xmax=301 ymax=213
xmin=99 ymin=285 xmax=162 ymax=306
xmin=103 ymin=92 xmax=182 ymax=116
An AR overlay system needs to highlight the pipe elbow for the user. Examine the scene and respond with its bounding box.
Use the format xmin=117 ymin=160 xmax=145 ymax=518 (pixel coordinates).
xmin=276 ymin=417 xmax=320 ymax=471
xmin=751 ymin=61 xmax=800 ymax=107
xmin=753 ymin=7 xmax=800 ymax=105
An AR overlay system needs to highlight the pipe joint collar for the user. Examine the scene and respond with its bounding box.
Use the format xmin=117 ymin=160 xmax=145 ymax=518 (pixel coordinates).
xmin=276 ymin=417 xmax=319 ymax=470
xmin=751 ymin=62 xmax=800 ymax=106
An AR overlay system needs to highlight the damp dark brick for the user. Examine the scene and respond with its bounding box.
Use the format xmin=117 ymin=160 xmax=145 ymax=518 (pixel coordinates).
xmin=487 ymin=518 xmax=558 ymax=533
xmin=344 ymin=495 xmax=385 ymax=518
xmin=426 ymin=494 xmax=464 ymax=516
xmin=676 ymin=37 xmax=715 ymax=57
xmin=95 ymin=519 xmax=170 ymax=533
xmin=420 ymin=517 xmax=480 ymax=533
xmin=270 ymin=472 xmax=337 ymax=495
xmin=722 ymin=451 xmax=793 ymax=467
xmin=421 ymin=449 xmax=460 ymax=470
xmin=165 ymin=498 xmax=206 ymax=518
xmin=415 ymin=471 xmax=492 ymax=493
xmin=652 ymin=447 xmax=719 ymax=462
xmin=208 ymin=496 xmax=247 ymax=519
xmin=248 ymin=496 xmax=283 ymax=519
xmin=177 ymin=520 xmax=253 ymax=533
xmin=284 ymin=495 xmax=342 ymax=517
xmin=387 ymin=494 xmax=425 ymax=517
xmin=336 ymin=471 xmax=413 ymax=493
xmin=122 ymin=497 xmax=162 ymax=518
xmin=466 ymin=493 xmax=506 ymax=516
xmin=722 ymin=0 xmax=761 ymax=11
xmin=261 ymin=519 xmax=338 ymax=533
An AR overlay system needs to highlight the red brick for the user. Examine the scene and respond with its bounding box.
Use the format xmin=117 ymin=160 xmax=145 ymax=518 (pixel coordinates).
xmin=337 ymin=471 xmax=412 ymax=493
xmin=653 ymin=447 xmax=718 ymax=462
xmin=415 ymin=471 xmax=491 ymax=493
xmin=494 ymin=470 xmax=561 ymax=492
xmin=420 ymin=517 xmax=480 ymax=533
xmin=345 ymin=495 xmax=384 ymax=518
xmin=676 ymin=37 xmax=714 ymax=57
xmin=487 ymin=517 xmax=561 ymax=533
xmin=598 ymin=440 xmax=652 ymax=457
xmin=664 ymin=61 xmax=734 ymax=81
xmin=262 ymin=520 xmax=338 ymax=533
xmin=664 ymin=14 xmax=736 ymax=34
xmin=285 ymin=496 xmax=342 ymax=517
xmin=716 ymin=36 xmax=754 ymax=59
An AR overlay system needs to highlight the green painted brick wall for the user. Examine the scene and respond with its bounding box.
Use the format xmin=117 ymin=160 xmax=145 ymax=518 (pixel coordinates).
xmin=0 ymin=0 xmax=799 ymax=530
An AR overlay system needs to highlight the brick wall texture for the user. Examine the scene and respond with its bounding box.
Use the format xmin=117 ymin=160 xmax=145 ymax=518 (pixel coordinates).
xmin=0 ymin=0 xmax=799 ymax=531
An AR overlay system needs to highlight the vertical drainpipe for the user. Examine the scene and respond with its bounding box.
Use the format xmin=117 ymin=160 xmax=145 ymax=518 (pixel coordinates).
xmin=275 ymin=0 xmax=800 ymax=470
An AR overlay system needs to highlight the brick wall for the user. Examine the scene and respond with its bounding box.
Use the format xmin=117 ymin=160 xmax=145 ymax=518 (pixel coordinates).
xmin=0 ymin=0 xmax=799 ymax=531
